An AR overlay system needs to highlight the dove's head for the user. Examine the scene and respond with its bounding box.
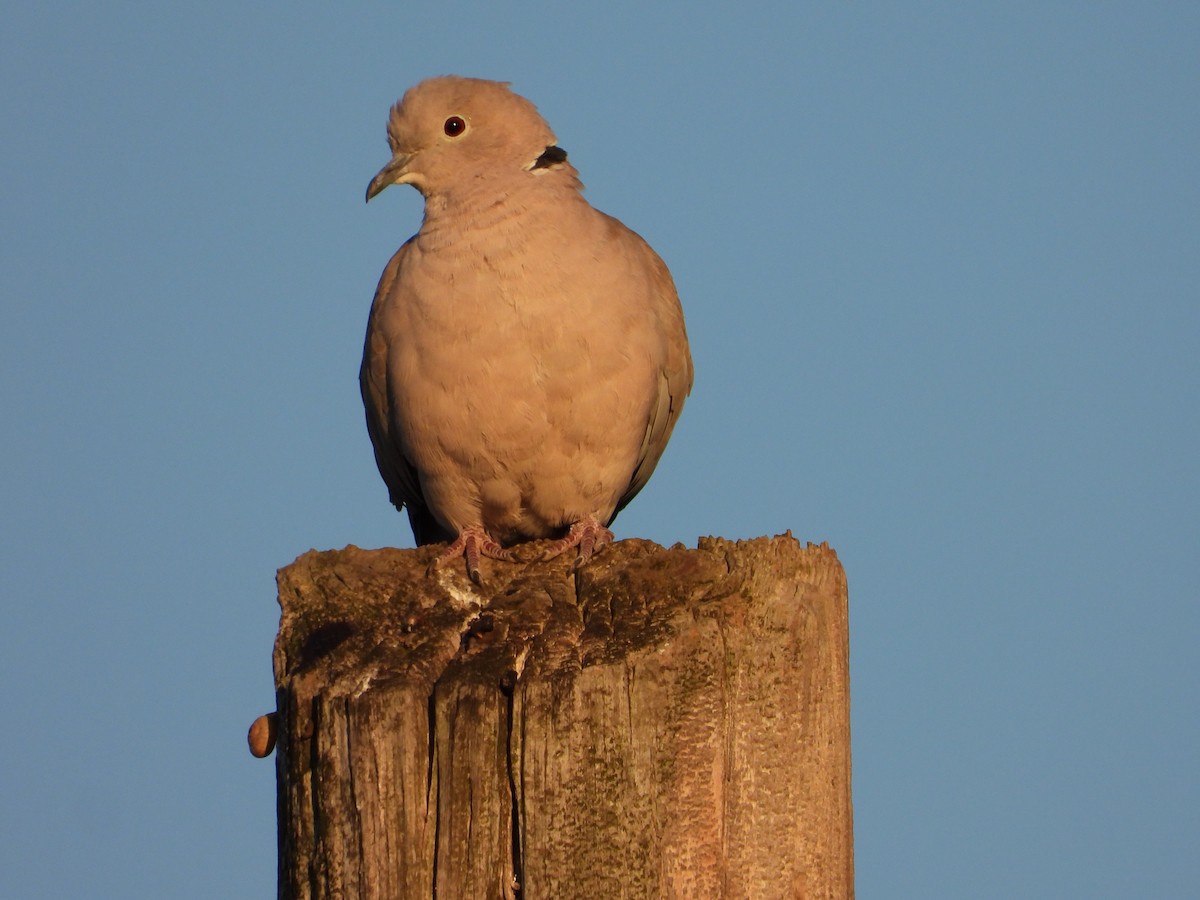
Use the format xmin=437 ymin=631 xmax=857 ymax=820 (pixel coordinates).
xmin=366 ymin=77 xmax=566 ymax=203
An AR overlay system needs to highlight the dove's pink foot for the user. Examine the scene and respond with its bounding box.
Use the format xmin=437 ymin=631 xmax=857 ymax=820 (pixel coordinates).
xmin=431 ymin=526 xmax=514 ymax=583
xmin=541 ymin=516 xmax=615 ymax=568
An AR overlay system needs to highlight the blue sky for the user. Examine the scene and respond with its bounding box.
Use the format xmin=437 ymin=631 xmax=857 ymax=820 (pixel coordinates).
xmin=2 ymin=3 xmax=1196 ymax=896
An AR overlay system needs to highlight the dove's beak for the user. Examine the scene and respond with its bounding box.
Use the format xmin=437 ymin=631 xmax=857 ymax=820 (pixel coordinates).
xmin=366 ymin=154 xmax=413 ymax=202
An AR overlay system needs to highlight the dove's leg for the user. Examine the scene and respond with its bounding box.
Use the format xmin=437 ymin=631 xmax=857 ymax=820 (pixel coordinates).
xmin=541 ymin=515 xmax=615 ymax=568
xmin=430 ymin=526 xmax=514 ymax=583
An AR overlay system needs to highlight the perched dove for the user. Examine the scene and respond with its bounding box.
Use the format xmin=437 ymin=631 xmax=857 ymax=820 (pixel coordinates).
xmin=360 ymin=76 xmax=692 ymax=581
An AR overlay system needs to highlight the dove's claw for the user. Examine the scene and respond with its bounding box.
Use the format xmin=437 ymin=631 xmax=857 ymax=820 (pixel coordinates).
xmin=541 ymin=516 xmax=614 ymax=568
xmin=432 ymin=526 xmax=514 ymax=582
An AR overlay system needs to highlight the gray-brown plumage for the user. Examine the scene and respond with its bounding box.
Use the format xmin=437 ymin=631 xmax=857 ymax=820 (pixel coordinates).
xmin=360 ymin=76 xmax=692 ymax=581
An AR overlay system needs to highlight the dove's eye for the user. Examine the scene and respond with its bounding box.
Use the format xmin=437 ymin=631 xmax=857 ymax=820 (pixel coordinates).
xmin=443 ymin=116 xmax=466 ymax=137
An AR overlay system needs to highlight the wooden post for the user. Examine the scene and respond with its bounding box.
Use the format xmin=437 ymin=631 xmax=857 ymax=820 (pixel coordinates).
xmin=271 ymin=534 xmax=853 ymax=899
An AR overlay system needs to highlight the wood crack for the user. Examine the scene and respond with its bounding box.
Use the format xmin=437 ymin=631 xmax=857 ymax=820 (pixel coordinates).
xmin=501 ymin=670 xmax=523 ymax=897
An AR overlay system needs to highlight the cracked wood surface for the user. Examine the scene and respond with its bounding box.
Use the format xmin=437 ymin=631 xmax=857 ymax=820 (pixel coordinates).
xmin=273 ymin=534 xmax=853 ymax=899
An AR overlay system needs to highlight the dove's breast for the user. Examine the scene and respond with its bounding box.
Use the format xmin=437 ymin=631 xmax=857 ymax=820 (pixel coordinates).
xmin=373 ymin=200 xmax=665 ymax=543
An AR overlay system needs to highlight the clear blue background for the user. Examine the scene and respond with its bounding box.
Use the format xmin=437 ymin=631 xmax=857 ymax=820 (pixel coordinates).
xmin=3 ymin=3 xmax=1196 ymax=897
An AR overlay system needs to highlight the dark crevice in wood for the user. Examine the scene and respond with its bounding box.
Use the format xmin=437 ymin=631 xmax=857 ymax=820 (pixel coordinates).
xmin=501 ymin=671 xmax=523 ymax=896
xmin=425 ymin=687 xmax=436 ymax=810
xmin=428 ymin=685 xmax=439 ymax=900
xmin=307 ymin=697 xmax=321 ymax=900
xmin=343 ymin=696 xmax=364 ymax=889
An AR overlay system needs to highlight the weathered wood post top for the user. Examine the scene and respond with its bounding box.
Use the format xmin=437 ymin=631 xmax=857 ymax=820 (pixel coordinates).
xmin=268 ymin=533 xmax=853 ymax=899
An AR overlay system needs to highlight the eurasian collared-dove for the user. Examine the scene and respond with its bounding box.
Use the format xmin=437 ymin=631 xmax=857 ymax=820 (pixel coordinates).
xmin=361 ymin=76 xmax=692 ymax=581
